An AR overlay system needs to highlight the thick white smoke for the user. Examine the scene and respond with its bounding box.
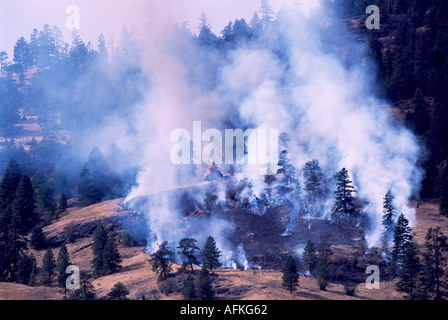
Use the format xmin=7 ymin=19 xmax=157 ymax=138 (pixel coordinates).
xmin=123 ymin=0 xmax=422 ymax=260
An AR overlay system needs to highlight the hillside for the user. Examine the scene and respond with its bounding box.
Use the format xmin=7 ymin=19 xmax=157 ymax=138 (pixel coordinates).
xmin=1 ymin=198 xmax=446 ymax=301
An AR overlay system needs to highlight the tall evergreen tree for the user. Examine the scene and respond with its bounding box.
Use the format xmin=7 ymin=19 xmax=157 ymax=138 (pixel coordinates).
xmin=40 ymin=248 xmax=56 ymax=287
xmin=396 ymin=241 xmax=422 ymax=299
xmin=182 ymin=275 xmax=196 ymax=300
xmin=315 ymin=250 xmax=332 ymax=291
xmin=56 ymin=244 xmax=71 ymax=289
xmin=102 ymin=233 xmax=122 ymax=276
xmin=382 ymin=191 xmax=397 ymax=239
xmin=12 ymin=175 xmax=36 ymax=232
xmin=107 ymin=282 xmax=130 ymax=300
xmin=390 ymin=213 xmax=413 ymax=276
xmin=148 ymin=241 xmax=174 ymax=281
xmin=282 ymin=255 xmax=299 ymax=294
xmin=178 ymin=238 xmax=200 ymax=273
xmin=201 ymin=236 xmax=222 ymax=272
xmin=0 ymin=210 xmax=26 ymax=281
xmin=91 ymin=222 xmax=108 ymax=277
xmin=333 ymin=168 xmax=356 ymax=217
xmin=302 ymin=160 xmax=325 ymax=200
xmin=16 ymin=253 xmax=37 ymax=286
xmin=195 ymin=267 xmax=214 ymax=300
xmin=0 ymin=158 xmax=22 ymax=211
xmin=302 ymin=240 xmax=318 ymax=276
xmin=30 ymin=225 xmax=47 ymax=250
xmin=421 ymin=227 xmax=447 ymax=300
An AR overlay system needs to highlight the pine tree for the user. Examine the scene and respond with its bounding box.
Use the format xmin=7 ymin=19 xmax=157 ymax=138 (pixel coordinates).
xmin=56 ymin=244 xmax=71 ymax=288
xmin=396 ymin=241 xmax=422 ymax=299
xmin=178 ymin=238 xmax=200 ymax=273
xmin=40 ymin=248 xmax=56 ymax=287
xmin=315 ymin=250 xmax=332 ymax=291
xmin=108 ymin=282 xmax=130 ymax=300
xmin=16 ymin=253 xmax=37 ymax=286
xmin=195 ymin=268 xmax=214 ymax=300
xmin=333 ymin=168 xmax=356 ymax=217
xmin=201 ymin=236 xmax=222 ymax=272
xmin=0 ymin=210 xmax=26 ymax=281
xmin=282 ymin=255 xmax=299 ymax=294
xmin=259 ymin=0 xmax=275 ymax=27
xmin=66 ymin=271 xmax=96 ymax=300
xmin=148 ymin=241 xmax=174 ymax=281
xmin=58 ymin=193 xmax=68 ymax=216
xmin=12 ymin=175 xmax=36 ymax=232
xmin=0 ymin=158 xmax=22 ymax=211
xmin=30 ymin=225 xmax=47 ymax=250
xmin=102 ymin=233 xmax=122 ymax=276
xmin=382 ymin=191 xmax=396 ymax=239
xmin=390 ymin=213 xmax=413 ymax=276
xmin=302 ymin=160 xmax=325 ymax=199
xmin=421 ymin=228 xmax=447 ymax=300
xmin=91 ymin=222 xmax=108 ymax=277
xmin=182 ymin=275 xmax=197 ymax=300
xmin=302 ymin=240 xmax=318 ymax=276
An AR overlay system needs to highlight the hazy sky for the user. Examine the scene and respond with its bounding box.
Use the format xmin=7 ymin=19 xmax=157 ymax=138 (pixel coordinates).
xmin=0 ymin=0 xmax=319 ymax=56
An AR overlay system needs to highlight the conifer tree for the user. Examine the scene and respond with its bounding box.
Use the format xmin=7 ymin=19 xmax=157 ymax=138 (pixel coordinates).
xmin=56 ymin=244 xmax=71 ymax=288
xmin=396 ymin=241 xmax=422 ymax=299
xmin=40 ymin=248 xmax=56 ymax=287
xmin=102 ymin=233 xmax=122 ymax=276
xmin=0 ymin=158 xmax=22 ymax=211
xmin=30 ymin=225 xmax=47 ymax=250
xmin=315 ymin=250 xmax=331 ymax=291
xmin=178 ymin=238 xmax=200 ymax=273
xmin=148 ymin=241 xmax=174 ymax=281
xmin=67 ymin=271 xmax=96 ymax=300
xmin=390 ymin=213 xmax=413 ymax=276
xmin=108 ymin=282 xmax=130 ymax=300
xmin=182 ymin=275 xmax=197 ymax=300
xmin=302 ymin=240 xmax=318 ymax=276
xmin=12 ymin=175 xmax=36 ymax=232
xmin=58 ymin=193 xmax=68 ymax=215
xmin=303 ymin=160 xmax=324 ymax=199
xmin=282 ymin=255 xmax=299 ymax=294
xmin=333 ymin=168 xmax=356 ymax=217
xmin=382 ymin=191 xmax=396 ymax=239
xmin=16 ymin=253 xmax=37 ymax=286
xmin=0 ymin=210 xmax=26 ymax=281
xmin=195 ymin=267 xmax=214 ymax=300
xmin=421 ymin=227 xmax=447 ymax=300
xmin=201 ymin=236 xmax=222 ymax=272
xmin=91 ymin=222 xmax=107 ymax=277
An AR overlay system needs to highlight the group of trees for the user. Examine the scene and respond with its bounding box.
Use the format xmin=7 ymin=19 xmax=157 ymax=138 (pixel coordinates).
xmin=148 ymin=236 xmax=222 ymax=300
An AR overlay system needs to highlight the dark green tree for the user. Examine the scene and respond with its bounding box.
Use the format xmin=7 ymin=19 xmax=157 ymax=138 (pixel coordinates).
xmin=195 ymin=268 xmax=214 ymax=300
xmin=91 ymin=222 xmax=108 ymax=277
xmin=12 ymin=175 xmax=36 ymax=232
xmin=302 ymin=160 xmax=325 ymax=199
xmin=56 ymin=244 xmax=71 ymax=289
xmin=315 ymin=250 xmax=332 ymax=291
xmin=58 ymin=193 xmax=68 ymax=216
xmin=16 ymin=253 xmax=37 ymax=286
xmin=182 ymin=275 xmax=196 ymax=300
xmin=382 ymin=191 xmax=397 ymax=239
xmin=302 ymin=240 xmax=318 ymax=276
xmin=201 ymin=236 xmax=222 ymax=272
xmin=102 ymin=233 xmax=122 ymax=276
xmin=30 ymin=225 xmax=47 ymax=250
xmin=333 ymin=168 xmax=356 ymax=217
xmin=148 ymin=241 xmax=174 ymax=281
xmin=390 ymin=213 xmax=413 ymax=276
xmin=396 ymin=241 xmax=422 ymax=299
xmin=40 ymin=248 xmax=56 ymax=287
xmin=0 ymin=210 xmax=26 ymax=281
xmin=178 ymin=238 xmax=200 ymax=273
xmin=0 ymin=158 xmax=22 ymax=211
xmin=108 ymin=282 xmax=130 ymax=300
xmin=421 ymin=227 xmax=447 ymax=300
xmin=282 ymin=255 xmax=299 ymax=294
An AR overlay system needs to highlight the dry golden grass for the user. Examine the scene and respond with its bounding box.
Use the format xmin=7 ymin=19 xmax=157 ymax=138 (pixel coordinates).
xmin=0 ymin=198 xmax=445 ymax=300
